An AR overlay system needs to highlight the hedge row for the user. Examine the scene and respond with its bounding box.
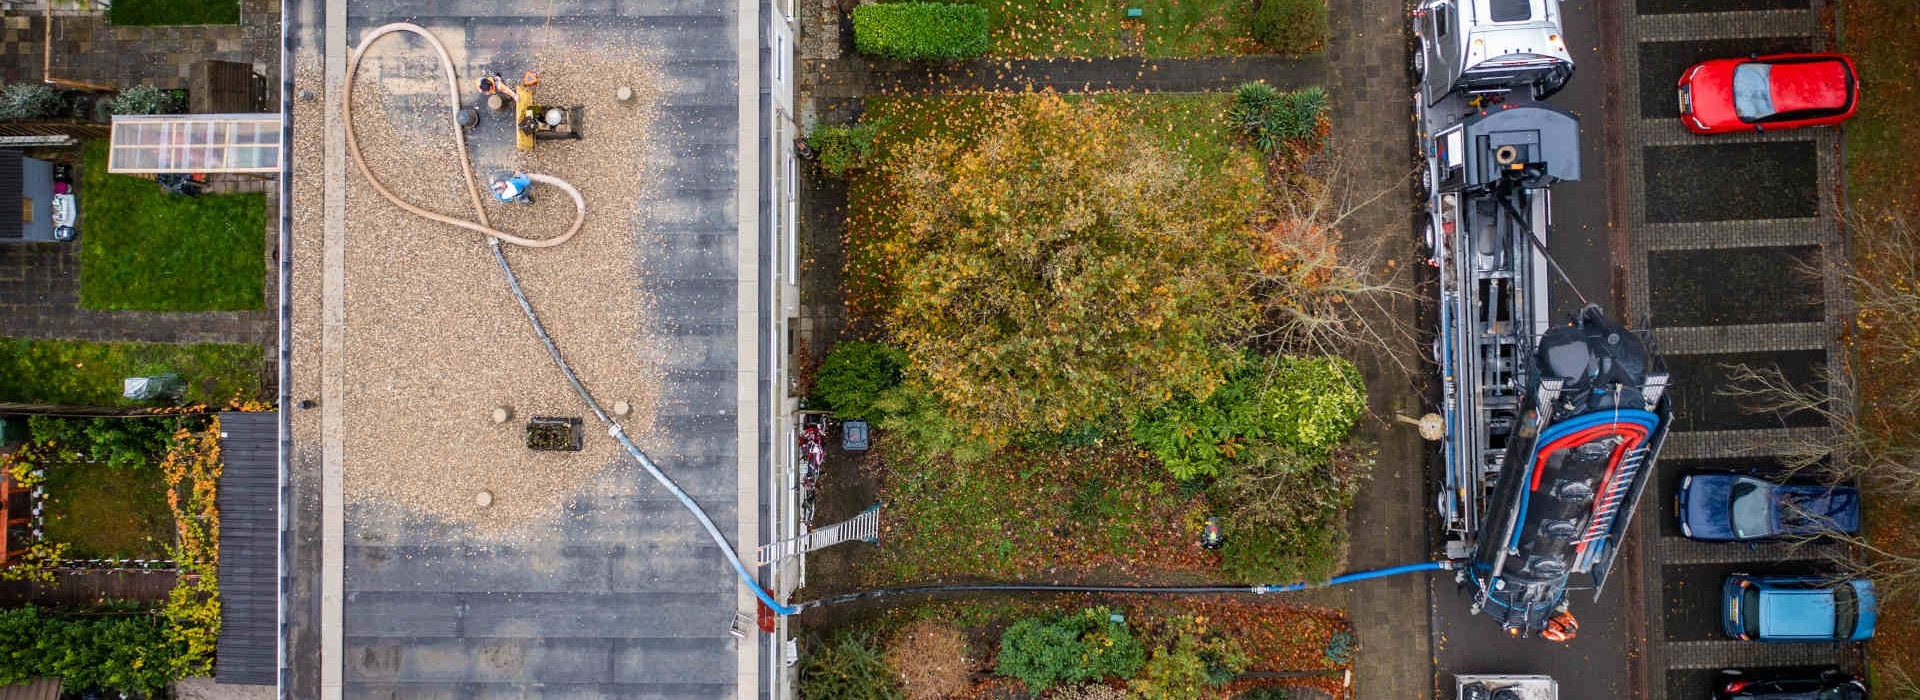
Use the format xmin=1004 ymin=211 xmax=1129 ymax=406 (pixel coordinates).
xmin=851 ymin=3 xmax=990 ymax=61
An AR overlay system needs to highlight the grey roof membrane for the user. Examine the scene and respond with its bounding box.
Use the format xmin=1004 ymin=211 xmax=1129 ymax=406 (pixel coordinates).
xmin=329 ymin=5 xmax=747 ymax=699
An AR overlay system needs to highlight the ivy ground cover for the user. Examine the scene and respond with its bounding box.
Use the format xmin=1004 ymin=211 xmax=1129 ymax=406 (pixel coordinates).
xmin=865 ymin=441 xmax=1217 ymax=585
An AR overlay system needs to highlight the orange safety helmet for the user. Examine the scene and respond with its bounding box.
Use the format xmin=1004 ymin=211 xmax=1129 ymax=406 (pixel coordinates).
xmin=1540 ymin=611 xmax=1580 ymax=643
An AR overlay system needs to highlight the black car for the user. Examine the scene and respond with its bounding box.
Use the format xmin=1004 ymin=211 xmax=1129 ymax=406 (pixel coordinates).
xmin=1715 ymin=668 xmax=1866 ymax=700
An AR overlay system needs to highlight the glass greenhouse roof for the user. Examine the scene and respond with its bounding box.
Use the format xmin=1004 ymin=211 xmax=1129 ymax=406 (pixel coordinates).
xmin=108 ymin=114 xmax=282 ymax=174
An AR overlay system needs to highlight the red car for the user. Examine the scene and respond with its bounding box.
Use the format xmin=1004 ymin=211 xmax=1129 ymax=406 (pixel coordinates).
xmin=1677 ymin=53 xmax=1859 ymax=134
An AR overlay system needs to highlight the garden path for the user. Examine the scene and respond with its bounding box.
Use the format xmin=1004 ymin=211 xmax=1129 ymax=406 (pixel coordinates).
xmin=0 ymin=568 xmax=177 ymax=606
xmin=1310 ymin=0 xmax=1433 ymax=696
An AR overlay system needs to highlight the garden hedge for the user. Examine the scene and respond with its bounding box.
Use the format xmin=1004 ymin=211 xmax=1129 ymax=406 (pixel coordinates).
xmin=851 ymin=3 xmax=990 ymax=61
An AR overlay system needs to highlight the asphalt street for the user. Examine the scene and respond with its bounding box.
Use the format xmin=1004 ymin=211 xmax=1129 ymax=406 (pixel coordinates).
xmin=1427 ymin=0 xmax=1633 ymax=696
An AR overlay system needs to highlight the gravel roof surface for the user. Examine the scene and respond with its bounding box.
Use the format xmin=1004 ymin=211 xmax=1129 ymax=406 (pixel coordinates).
xmin=334 ymin=39 xmax=669 ymax=538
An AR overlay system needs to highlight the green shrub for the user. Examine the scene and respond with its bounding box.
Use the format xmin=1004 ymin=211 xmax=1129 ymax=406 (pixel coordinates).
xmin=1228 ymin=83 xmax=1329 ymax=153
xmin=996 ymin=607 xmax=1145 ymax=693
xmin=798 ymin=632 xmax=903 ymax=700
xmin=814 ymin=341 xmax=907 ymax=418
xmin=110 ymin=85 xmax=184 ymax=115
xmin=0 ymin=606 xmax=185 ymax=695
xmin=1131 ymin=354 xmax=1364 ymax=480
xmin=1248 ymin=0 xmax=1328 ymax=56
xmin=28 ymin=416 xmax=179 ymax=470
xmin=0 ymin=83 xmax=65 ymax=121
xmin=808 ymin=122 xmax=881 ymax=178
xmin=852 ymin=3 xmax=990 ymax=61
xmin=1210 ymin=444 xmax=1372 ymax=583
xmin=1129 ymin=616 xmax=1249 ymax=700
xmin=1218 ymin=511 xmax=1346 ymax=584
xmin=873 ymin=381 xmax=996 ymax=463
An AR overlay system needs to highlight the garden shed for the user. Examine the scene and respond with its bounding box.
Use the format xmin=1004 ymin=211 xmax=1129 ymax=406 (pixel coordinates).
xmin=214 ymin=410 xmax=277 ymax=686
xmin=0 ymin=151 xmax=59 ymax=243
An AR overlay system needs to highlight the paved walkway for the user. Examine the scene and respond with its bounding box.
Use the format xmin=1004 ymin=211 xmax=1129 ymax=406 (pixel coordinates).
xmin=1317 ymin=0 xmax=1433 ymax=695
xmin=0 ymin=568 xmax=177 ymax=607
xmin=0 ymin=0 xmax=279 ymax=91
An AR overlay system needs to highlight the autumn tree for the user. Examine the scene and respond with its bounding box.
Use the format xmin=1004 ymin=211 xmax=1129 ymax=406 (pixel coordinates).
xmin=875 ymin=95 xmax=1266 ymax=436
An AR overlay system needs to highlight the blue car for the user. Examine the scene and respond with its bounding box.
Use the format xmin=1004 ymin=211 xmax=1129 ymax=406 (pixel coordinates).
xmin=1678 ymin=473 xmax=1860 ymax=541
xmin=1722 ymin=574 xmax=1876 ymax=642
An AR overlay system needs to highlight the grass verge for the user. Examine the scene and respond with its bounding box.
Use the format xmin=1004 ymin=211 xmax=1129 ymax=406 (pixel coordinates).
xmin=39 ymin=460 xmax=173 ymax=560
xmin=864 ymin=441 xmax=1215 ymax=585
xmin=0 ymin=337 xmax=263 ymax=406
xmin=945 ymin=0 xmax=1328 ymax=57
xmin=79 ymin=140 xmax=265 ymax=311
xmin=1842 ymin=0 xmax=1920 ymax=690
xmin=108 ymin=0 xmax=239 ymax=25
xmin=970 ymin=0 xmax=1266 ymax=57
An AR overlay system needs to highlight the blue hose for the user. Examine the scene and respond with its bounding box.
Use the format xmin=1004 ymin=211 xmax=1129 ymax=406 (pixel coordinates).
xmin=490 ymin=238 xmax=1439 ymax=620
xmin=491 ymin=241 xmax=798 ymax=616
xmin=1255 ymin=561 xmax=1450 ymax=593
xmin=796 ymin=561 xmax=1451 ymax=610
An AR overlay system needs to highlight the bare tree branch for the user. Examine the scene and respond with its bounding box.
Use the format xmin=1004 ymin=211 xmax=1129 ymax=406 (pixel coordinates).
xmin=1244 ymin=149 xmax=1420 ymax=379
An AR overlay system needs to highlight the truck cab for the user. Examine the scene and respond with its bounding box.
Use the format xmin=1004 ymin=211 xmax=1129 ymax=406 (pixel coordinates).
xmin=1415 ymin=0 xmax=1574 ymax=106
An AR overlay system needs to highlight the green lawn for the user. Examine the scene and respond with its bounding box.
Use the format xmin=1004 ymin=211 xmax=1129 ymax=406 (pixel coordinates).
xmin=79 ymin=141 xmax=265 ymax=311
xmin=107 ymin=0 xmax=239 ymax=25
xmin=910 ymin=0 xmax=1323 ymax=57
xmin=0 ymin=337 xmax=263 ymax=406
xmin=40 ymin=460 xmax=174 ymax=560
xmin=976 ymin=0 xmax=1257 ymax=57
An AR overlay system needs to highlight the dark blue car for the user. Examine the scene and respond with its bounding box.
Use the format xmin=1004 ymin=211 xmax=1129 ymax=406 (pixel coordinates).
xmin=1677 ymin=473 xmax=1860 ymax=542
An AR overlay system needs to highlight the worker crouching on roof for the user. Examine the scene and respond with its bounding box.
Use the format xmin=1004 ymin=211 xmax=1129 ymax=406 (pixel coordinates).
xmin=490 ymin=171 xmax=535 ymax=204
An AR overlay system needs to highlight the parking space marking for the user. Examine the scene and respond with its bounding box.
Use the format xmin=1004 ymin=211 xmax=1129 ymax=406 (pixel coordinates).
xmin=1661 ymin=428 xmax=1831 ymax=461
xmin=1655 ymin=322 xmax=1825 ymax=354
xmin=1641 ymin=219 xmax=1832 ymax=252
xmin=1635 ymin=9 xmax=1818 ymax=42
xmin=1639 ymin=118 xmax=1831 ymax=147
xmin=1664 ymin=640 xmax=1859 ymax=670
xmin=1657 ymin=536 xmax=1844 ymax=566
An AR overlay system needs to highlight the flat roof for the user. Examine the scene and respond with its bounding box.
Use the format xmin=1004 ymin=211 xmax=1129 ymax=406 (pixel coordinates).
xmin=283 ymin=2 xmax=757 ymax=696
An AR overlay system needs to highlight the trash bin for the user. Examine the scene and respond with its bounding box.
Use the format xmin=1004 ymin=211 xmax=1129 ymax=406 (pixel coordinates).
xmin=842 ymin=420 xmax=870 ymax=451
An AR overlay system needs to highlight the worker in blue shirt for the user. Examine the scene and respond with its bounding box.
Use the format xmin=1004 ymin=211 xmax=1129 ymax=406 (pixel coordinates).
xmin=489 ymin=171 xmax=534 ymax=204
